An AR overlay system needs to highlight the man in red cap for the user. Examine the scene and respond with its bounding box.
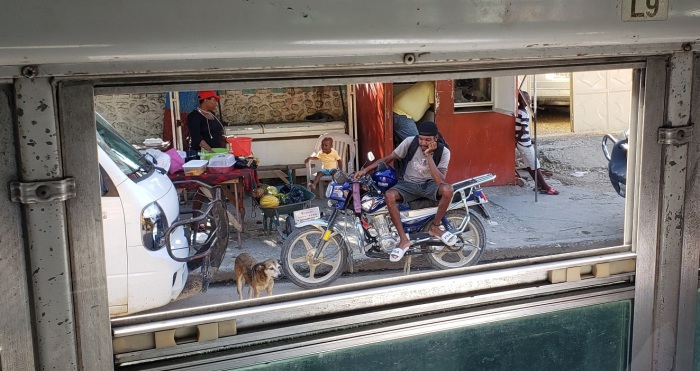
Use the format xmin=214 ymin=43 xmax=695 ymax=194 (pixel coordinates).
xmin=187 ymin=90 xmax=225 ymax=157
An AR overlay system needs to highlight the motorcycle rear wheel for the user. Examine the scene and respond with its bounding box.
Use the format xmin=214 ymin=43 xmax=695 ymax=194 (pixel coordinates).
xmin=281 ymin=225 xmax=348 ymax=289
xmin=423 ymin=209 xmax=486 ymax=270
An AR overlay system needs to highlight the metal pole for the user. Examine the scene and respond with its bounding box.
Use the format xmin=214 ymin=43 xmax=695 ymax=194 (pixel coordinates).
xmin=171 ymin=91 xmax=182 ymax=150
xmin=532 ymin=75 xmax=538 ymax=202
xmin=168 ymin=91 xmax=178 ymax=149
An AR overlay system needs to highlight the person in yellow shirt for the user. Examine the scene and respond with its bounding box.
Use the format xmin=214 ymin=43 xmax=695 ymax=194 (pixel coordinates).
xmin=393 ymin=81 xmax=435 ymax=145
xmin=306 ymin=137 xmax=342 ymax=190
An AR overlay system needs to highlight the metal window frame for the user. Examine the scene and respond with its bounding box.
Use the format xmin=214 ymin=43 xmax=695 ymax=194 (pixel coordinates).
xmin=121 ymin=283 xmax=636 ymax=370
xmin=12 ymin=52 xmax=689 ymax=369
xmin=76 ymin=57 xmax=647 ymax=367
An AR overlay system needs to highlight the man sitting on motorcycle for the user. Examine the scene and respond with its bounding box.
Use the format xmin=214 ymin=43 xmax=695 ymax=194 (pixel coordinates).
xmin=355 ymin=121 xmax=455 ymax=262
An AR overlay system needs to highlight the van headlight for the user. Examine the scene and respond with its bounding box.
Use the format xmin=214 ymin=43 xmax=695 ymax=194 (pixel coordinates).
xmin=141 ymin=202 xmax=167 ymax=251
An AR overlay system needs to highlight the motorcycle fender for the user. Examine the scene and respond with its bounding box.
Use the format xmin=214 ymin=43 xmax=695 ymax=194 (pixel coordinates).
xmin=294 ymin=219 xmax=328 ymax=230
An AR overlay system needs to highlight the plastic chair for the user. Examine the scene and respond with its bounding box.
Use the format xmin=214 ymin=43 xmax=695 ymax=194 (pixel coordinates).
xmin=306 ymin=132 xmax=356 ymax=198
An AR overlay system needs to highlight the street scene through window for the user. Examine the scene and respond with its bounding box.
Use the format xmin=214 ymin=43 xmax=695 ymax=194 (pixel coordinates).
xmin=99 ymin=71 xmax=631 ymax=318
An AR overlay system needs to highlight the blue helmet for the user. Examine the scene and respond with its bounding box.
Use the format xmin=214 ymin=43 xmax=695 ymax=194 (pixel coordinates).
xmin=372 ymin=162 xmax=398 ymax=192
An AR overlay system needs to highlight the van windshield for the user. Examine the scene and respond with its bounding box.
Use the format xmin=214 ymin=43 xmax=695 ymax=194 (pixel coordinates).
xmin=96 ymin=112 xmax=154 ymax=180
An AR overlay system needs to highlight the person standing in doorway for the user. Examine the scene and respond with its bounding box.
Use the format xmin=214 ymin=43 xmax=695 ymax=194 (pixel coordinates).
xmin=187 ymin=90 xmax=226 ymax=157
xmin=392 ymin=81 xmax=435 ymax=146
xmin=516 ymin=91 xmax=559 ymax=195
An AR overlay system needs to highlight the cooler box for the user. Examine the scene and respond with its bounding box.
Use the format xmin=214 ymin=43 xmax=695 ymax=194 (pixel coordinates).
xmin=183 ymin=160 xmax=208 ymax=176
xmin=226 ymin=121 xmax=346 ymax=166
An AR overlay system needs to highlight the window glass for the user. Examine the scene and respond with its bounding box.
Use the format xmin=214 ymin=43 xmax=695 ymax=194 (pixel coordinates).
xmin=96 ymin=112 xmax=154 ymax=181
xmin=454 ymin=78 xmax=493 ymax=107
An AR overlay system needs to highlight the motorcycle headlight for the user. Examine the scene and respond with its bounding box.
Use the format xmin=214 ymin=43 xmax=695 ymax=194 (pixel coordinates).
xmin=141 ymin=202 xmax=167 ymax=251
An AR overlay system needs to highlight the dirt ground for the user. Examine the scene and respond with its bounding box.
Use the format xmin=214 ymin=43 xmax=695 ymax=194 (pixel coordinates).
xmin=520 ymin=106 xmax=625 ymax=195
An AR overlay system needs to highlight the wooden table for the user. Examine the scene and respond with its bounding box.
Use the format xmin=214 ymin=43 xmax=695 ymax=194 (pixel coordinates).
xmin=168 ymin=168 xmax=258 ymax=246
xmin=257 ymin=164 xmax=306 ymax=184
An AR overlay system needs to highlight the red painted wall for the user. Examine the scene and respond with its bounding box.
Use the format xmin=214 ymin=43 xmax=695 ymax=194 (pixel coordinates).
xmin=356 ymin=81 xmax=515 ymax=186
xmin=434 ymin=80 xmax=515 ymax=185
xmin=355 ymin=83 xmax=393 ymax=165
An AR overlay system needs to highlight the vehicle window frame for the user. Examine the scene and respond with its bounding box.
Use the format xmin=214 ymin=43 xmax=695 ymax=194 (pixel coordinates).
xmin=69 ymin=56 xmax=656 ymax=367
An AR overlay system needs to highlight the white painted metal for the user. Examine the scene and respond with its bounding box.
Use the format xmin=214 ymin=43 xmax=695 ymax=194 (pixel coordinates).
xmin=493 ymin=76 xmax=516 ymax=115
xmin=101 ymin=195 xmax=128 ymax=309
xmin=519 ymin=74 xmax=571 ymax=107
xmin=572 ymin=69 xmax=633 ymax=133
xmin=1 ymin=1 xmax=699 ymax=78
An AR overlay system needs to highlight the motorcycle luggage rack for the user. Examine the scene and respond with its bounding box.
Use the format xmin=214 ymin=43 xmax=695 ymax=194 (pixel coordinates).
xmin=451 ymin=173 xmax=496 ymax=191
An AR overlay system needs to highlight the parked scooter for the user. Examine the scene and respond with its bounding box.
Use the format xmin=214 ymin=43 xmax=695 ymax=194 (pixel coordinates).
xmin=280 ymin=156 xmax=495 ymax=289
xmin=602 ymin=130 xmax=628 ymax=197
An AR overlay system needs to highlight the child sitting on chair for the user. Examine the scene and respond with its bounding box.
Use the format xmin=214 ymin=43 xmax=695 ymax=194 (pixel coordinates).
xmin=306 ymin=137 xmax=342 ymax=190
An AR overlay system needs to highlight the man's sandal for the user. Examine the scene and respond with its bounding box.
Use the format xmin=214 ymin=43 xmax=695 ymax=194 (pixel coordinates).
xmin=389 ymin=247 xmax=407 ymax=262
xmin=430 ymin=222 xmax=458 ymax=249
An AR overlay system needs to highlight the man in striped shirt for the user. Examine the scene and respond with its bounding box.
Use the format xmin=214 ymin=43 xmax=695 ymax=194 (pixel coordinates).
xmin=516 ymin=91 xmax=559 ymax=195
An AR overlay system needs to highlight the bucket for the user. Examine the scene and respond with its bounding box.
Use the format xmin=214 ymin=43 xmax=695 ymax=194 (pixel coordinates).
xmin=227 ymin=136 xmax=253 ymax=156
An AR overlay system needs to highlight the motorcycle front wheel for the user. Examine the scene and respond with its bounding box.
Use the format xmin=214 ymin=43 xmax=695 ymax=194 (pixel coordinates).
xmin=281 ymin=225 xmax=348 ymax=289
xmin=423 ymin=209 xmax=486 ymax=270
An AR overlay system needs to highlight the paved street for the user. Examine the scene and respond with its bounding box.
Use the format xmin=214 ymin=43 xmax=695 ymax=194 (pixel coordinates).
xmin=206 ymin=130 xmax=626 ymax=282
xmin=140 ymin=129 xmax=630 ymax=313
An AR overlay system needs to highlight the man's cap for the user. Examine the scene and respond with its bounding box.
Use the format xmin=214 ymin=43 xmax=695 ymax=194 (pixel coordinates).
xmin=418 ymin=121 xmax=439 ymax=136
xmin=198 ymin=90 xmax=221 ymax=101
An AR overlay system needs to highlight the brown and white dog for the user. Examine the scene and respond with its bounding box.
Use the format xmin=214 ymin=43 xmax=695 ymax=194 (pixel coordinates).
xmin=234 ymin=253 xmax=281 ymax=300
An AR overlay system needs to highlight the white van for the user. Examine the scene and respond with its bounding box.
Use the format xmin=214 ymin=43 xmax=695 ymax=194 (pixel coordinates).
xmin=519 ymin=73 xmax=571 ymax=106
xmin=96 ymin=112 xmax=227 ymax=317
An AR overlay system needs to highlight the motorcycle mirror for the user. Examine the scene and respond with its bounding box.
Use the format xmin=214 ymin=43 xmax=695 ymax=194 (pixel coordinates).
xmin=361 ymin=151 xmax=376 ymax=170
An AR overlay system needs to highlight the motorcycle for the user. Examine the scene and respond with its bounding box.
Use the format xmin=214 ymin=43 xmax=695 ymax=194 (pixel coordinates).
xmin=602 ymin=130 xmax=628 ymax=197
xmin=280 ymin=158 xmax=496 ymax=289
